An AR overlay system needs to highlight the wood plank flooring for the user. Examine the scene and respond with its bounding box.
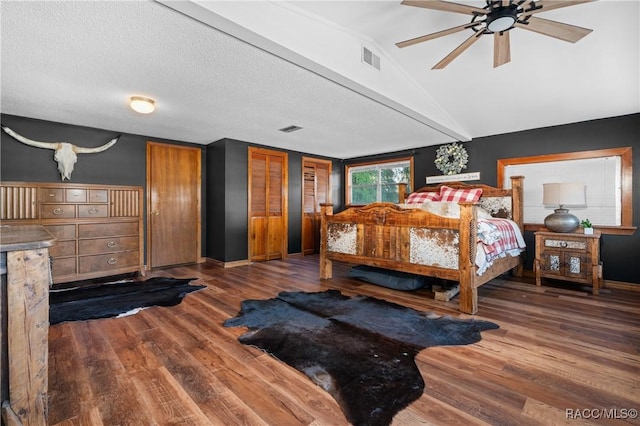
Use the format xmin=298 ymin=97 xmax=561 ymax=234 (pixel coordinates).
xmin=48 ymin=256 xmax=640 ymax=425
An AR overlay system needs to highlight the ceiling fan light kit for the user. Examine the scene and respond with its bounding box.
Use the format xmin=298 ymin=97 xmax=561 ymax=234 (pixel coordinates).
xmin=397 ymin=0 xmax=595 ymax=69
xmin=486 ymin=5 xmax=518 ymax=32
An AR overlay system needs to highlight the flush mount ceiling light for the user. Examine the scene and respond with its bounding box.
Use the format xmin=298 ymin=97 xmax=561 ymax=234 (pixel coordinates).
xmin=129 ymin=96 xmax=155 ymax=114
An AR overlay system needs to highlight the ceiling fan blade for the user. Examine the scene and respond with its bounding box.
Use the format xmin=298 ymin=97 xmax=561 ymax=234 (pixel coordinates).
xmin=515 ymin=16 xmax=593 ymax=43
xmin=494 ymin=31 xmax=511 ymax=67
xmin=432 ymin=31 xmax=484 ymax=69
xmin=401 ymin=0 xmax=487 ymax=16
xmin=520 ymin=0 xmax=595 ymax=18
xmin=396 ymin=22 xmax=479 ymax=48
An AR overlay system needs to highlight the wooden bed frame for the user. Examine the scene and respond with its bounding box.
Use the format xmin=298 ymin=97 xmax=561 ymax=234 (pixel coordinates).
xmin=319 ymin=176 xmax=524 ymax=314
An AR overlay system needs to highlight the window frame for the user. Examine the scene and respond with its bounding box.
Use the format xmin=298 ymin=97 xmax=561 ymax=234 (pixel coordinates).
xmin=497 ymin=147 xmax=634 ymax=235
xmin=345 ymin=156 xmax=414 ymax=206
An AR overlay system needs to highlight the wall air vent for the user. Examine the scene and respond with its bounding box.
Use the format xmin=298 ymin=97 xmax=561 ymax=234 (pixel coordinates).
xmin=362 ymin=46 xmax=381 ymax=71
xmin=279 ymin=125 xmax=303 ymax=133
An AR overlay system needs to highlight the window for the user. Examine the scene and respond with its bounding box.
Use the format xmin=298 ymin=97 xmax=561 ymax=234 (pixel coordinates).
xmin=346 ymin=157 xmax=413 ymax=205
xmin=498 ymin=147 xmax=635 ymax=235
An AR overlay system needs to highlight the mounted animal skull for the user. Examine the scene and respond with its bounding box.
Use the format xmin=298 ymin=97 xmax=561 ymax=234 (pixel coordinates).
xmin=2 ymin=126 xmax=119 ymax=181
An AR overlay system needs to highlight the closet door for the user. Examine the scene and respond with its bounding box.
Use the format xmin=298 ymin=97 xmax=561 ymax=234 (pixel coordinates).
xmin=147 ymin=142 xmax=201 ymax=268
xmin=302 ymin=158 xmax=331 ymax=255
xmin=248 ymin=147 xmax=288 ymax=262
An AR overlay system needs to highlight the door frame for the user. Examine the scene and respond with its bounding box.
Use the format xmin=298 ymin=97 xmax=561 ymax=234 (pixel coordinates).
xmin=301 ymin=156 xmax=332 ymax=255
xmin=247 ymin=146 xmax=288 ymax=262
xmin=146 ymin=141 xmax=202 ymax=269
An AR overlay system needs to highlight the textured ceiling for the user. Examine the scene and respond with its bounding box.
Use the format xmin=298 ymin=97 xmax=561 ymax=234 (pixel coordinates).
xmin=1 ymin=1 xmax=638 ymax=159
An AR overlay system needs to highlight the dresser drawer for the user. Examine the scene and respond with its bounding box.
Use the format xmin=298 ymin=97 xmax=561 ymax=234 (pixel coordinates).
xmin=49 ymin=240 xmax=76 ymax=257
xmin=51 ymin=257 xmax=76 ymax=277
xmin=40 ymin=204 xmax=76 ymax=219
xmin=78 ymin=251 xmax=139 ymax=273
xmin=78 ymin=222 xmax=138 ymax=238
xmin=78 ymin=204 xmax=108 ymax=218
xmin=65 ymin=188 xmax=87 ymax=203
xmin=78 ymin=236 xmax=138 ymax=255
xmin=39 ymin=187 xmax=64 ymax=203
xmin=89 ymin=189 xmax=108 ymax=203
xmin=44 ymin=224 xmax=76 ymax=240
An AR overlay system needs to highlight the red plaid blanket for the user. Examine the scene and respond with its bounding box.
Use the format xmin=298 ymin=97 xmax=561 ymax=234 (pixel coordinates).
xmin=478 ymin=218 xmax=525 ymax=260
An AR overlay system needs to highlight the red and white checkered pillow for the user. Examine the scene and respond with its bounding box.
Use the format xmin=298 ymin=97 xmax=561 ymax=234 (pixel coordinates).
xmin=405 ymin=191 xmax=440 ymax=204
xmin=439 ymin=186 xmax=482 ymax=203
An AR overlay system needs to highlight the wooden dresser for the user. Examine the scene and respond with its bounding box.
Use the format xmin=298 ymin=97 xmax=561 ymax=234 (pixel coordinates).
xmin=1 ymin=182 xmax=144 ymax=283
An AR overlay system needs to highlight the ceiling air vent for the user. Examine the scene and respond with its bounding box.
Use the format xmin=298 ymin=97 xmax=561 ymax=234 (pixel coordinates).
xmin=362 ymin=46 xmax=380 ymax=71
xmin=279 ymin=125 xmax=303 ymax=133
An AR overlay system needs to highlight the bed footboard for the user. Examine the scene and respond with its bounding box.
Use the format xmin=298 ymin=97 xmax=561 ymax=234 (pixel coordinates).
xmin=320 ymin=176 xmax=524 ymax=315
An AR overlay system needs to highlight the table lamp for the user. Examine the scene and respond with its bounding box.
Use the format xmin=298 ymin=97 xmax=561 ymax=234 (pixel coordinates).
xmin=542 ymin=183 xmax=586 ymax=233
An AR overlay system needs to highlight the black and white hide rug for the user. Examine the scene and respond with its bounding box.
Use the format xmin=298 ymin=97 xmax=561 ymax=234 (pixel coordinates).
xmin=224 ymin=289 xmax=499 ymax=426
xmin=49 ymin=277 xmax=205 ymax=325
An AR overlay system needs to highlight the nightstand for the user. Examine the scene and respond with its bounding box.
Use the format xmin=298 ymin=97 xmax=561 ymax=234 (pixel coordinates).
xmin=534 ymin=230 xmax=602 ymax=294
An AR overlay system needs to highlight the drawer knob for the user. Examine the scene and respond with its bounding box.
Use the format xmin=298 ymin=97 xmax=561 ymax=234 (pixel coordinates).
xmin=561 ymin=241 xmax=568 ymax=248
xmin=88 ymin=208 xmax=99 ymax=214
xmin=107 ymin=241 xmax=117 ymax=248
xmin=52 ymin=208 xmax=64 ymax=215
xmin=48 ymin=193 xmax=55 ymax=197
xmin=107 ymin=258 xmax=118 ymax=265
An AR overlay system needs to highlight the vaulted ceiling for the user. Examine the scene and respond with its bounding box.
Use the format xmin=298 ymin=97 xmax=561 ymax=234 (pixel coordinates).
xmin=1 ymin=1 xmax=638 ymax=159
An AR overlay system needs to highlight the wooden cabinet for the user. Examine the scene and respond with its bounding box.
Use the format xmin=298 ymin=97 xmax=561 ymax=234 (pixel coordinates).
xmin=1 ymin=182 xmax=144 ymax=283
xmin=534 ymin=230 xmax=602 ymax=294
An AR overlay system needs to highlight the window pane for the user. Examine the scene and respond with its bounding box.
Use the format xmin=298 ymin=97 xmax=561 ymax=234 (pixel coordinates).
xmin=380 ymin=184 xmax=399 ymax=202
xmin=380 ymin=166 xmax=409 ymax=184
xmin=347 ymin=158 xmax=412 ymax=204
xmin=352 ymin=170 xmax=378 ymax=185
xmin=352 ymin=185 xmax=377 ymax=204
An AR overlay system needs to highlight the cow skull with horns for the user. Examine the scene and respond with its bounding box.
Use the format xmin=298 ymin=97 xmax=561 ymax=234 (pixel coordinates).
xmin=2 ymin=126 xmax=119 ymax=181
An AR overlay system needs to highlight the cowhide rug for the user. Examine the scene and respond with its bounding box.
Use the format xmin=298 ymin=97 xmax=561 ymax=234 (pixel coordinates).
xmin=49 ymin=277 xmax=205 ymax=325
xmin=224 ymin=289 xmax=499 ymax=426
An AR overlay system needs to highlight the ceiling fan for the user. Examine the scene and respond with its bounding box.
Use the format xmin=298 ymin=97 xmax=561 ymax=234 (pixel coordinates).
xmin=396 ymin=0 xmax=595 ymax=69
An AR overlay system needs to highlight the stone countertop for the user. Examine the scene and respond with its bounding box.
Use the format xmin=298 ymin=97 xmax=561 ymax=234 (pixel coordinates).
xmin=0 ymin=225 xmax=56 ymax=252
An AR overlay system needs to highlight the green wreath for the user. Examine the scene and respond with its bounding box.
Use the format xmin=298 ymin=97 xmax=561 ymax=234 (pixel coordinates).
xmin=434 ymin=143 xmax=469 ymax=175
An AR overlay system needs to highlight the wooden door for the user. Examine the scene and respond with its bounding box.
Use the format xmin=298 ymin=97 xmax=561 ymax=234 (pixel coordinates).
xmin=248 ymin=147 xmax=288 ymax=262
xmin=302 ymin=157 xmax=331 ymax=255
xmin=147 ymin=142 xmax=201 ymax=268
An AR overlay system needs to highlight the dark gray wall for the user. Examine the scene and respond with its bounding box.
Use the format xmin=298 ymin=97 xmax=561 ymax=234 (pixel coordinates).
xmin=0 ymin=113 xmax=208 ymax=259
xmin=2 ymin=112 xmax=637 ymax=284
xmin=346 ymin=113 xmax=640 ymax=284
xmin=205 ymin=138 xmax=343 ymax=262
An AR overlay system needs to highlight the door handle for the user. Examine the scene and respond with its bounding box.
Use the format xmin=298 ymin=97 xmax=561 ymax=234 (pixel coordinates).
xmin=151 ymin=210 xmax=159 ymax=216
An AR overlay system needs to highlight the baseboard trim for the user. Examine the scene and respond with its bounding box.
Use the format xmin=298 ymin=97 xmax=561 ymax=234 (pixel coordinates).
xmin=603 ymin=279 xmax=640 ymax=291
xmin=204 ymin=258 xmax=251 ymax=268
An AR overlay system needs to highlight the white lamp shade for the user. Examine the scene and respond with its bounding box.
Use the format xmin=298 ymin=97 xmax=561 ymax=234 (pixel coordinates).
xmin=543 ymin=183 xmax=586 ymax=207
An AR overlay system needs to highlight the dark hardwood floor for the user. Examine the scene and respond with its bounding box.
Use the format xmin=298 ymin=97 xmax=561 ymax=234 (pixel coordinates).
xmin=48 ymin=255 xmax=640 ymax=425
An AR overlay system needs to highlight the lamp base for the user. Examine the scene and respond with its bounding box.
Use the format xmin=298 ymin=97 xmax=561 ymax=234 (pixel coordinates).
xmin=544 ymin=208 xmax=580 ymax=233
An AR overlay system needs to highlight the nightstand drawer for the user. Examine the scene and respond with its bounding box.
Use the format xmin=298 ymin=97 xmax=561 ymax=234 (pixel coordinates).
xmin=544 ymin=238 xmax=587 ymax=251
